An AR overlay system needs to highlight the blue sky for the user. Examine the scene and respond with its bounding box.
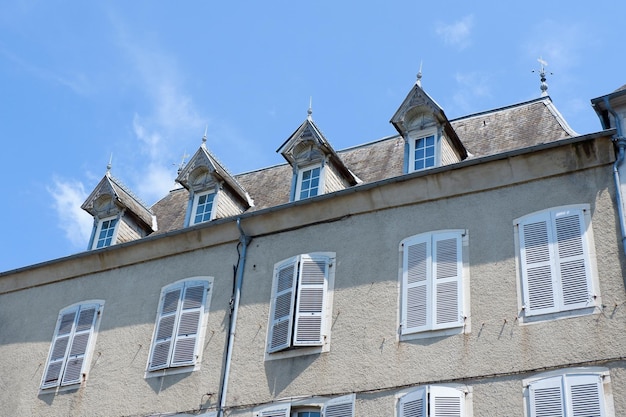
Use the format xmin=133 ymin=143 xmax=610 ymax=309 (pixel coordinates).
xmin=1 ymin=1 xmax=624 ymax=272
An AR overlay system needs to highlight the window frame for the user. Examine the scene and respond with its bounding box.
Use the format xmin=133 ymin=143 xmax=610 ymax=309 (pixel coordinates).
xmin=407 ymin=128 xmax=439 ymax=173
xmin=396 ymin=384 xmax=471 ymax=417
xmin=91 ymin=216 xmax=119 ymax=249
xmin=294 ymin=163 xmax=324 ymax=201
xmin=399 ymin=230 xmax=469 ymax=339
xmin=265 ymin=252 xmax=335 ymax=360
xmin=40 ymin=300 xmax=104 ymax=391
xmin=146 ymin=277 xmax=213 ymax=377
xmin=189 ymin=190 xmax=217 ymax=226
xmin=514 ymin=204 xmax=600 ymax=323
xmin=254 ymin=394 xmax=354 ymax=417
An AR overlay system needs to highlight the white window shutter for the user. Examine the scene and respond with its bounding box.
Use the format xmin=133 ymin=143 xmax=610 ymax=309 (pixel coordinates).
xmin=149 ymin=287 xmax=182 ymax=370
xmin=402 ymin=236 xmax=431 ymax=334
xmin=398 ymin=387 xmax=427 ymax=417
xmin=268 ymin=259 xmax=298 ymax=353
xmin=255 ymin=403 xmax=291 ymax=417
xmin=553 ymin=209 xmax=593 ymax=310
xmin=171 ymin=282 xmax=207 ymax=366
xmin=565 ymin=374 xmax=604 ymax=417
xmin=520 ymin=212 xmax=559 ymax=316
xmin=294 ymin=255 xmax=328 ymax=346
xmin=61 ymin=305 xmax=98 ymax=386
xmin=42 ymin=309 xmax=77 ymax=388
xmin=529 ymin=376 xmax=564 ymax=417
xmin=432 ymin=233 xmax=463 ymax=329
xmin=430 ymin=385 xmax=464 ymax=417
xmin=323 ymin=394 xmax=355 ymax=417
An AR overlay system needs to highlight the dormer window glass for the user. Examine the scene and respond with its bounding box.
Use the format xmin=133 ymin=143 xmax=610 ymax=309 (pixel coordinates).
xmin=296 ymin=165 xmax=321 ymax=200
xmin=93 ymin=217 xmax=118 ymax=249
xmin=414 ymin=135 xmax=436 ymax=171
xmin=191 ymin=191 xmax=216 ymax=225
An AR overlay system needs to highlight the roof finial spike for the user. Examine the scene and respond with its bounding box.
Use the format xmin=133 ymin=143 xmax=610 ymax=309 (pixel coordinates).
xmin=177 ymin=150 xmax=189 ymax=174
xmin=202 ymin=125 xmax=208 ymax=145
xmin=307 ymin=96 xmax=313 ymax=120
xmin=534 ymin=57 xmax=552 ymax=97
xmin=416 ymin=61 xmax=423 ymax=87
xmin=106 ymin=153 xmax=113 ymax=176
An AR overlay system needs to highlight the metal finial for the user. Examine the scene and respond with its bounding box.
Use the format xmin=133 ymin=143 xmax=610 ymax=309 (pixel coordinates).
xmin=106 ymin=153 xmax=113 ymax=175
xmin=177 ymin=150 xmax=189 ymax=174
xmin=416 ymin=61 xmax=423 ymax=87
xmin=307 ymin=97 xmax=313 ymax=120
xmin=202 ymin=125 xmax=208 ymax=144
xmin=533 ymin=57 xmax=552 ymax=97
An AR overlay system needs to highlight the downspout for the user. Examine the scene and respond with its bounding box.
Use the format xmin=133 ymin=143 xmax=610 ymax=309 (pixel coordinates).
xmin=604 ymin=96 xmax=626 ymax=255
xmin=217 ymin=217 xmax=251 ymax=417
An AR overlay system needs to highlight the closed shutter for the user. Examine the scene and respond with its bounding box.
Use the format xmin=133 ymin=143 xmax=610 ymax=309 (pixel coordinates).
xmin=255 ymin=403 xmax=291 ymax=417
xmin=171 ymin=282 xmax=207 ymax=366
xmin=398 ymin=387 xmax=427 ymax=417
xmin=529 ymin=376 xmax=564 ymax=417
xmin=323 ymin=394 xmax=355 ymax=417
xmin=149 ymin=286 xmax=182 ymax=370
xmin=402 ymin=236 xmax=431 ymax=334
xmin=566 ymin=374 xmax=604 ymax=417
xmin=61 ymin=305 xmax=98 ymax=385
xmin=294 ymin=255 xmax=328 ymax=346
xmin=42 ymin=309 xmax=77 ymax=388
xmin=432 ymin=233 xmax=463 ymax=329
xmin=430 ymin=385 xmax=464 ymax=417
xmin=268 ymin=259 xmax=298 ymax=353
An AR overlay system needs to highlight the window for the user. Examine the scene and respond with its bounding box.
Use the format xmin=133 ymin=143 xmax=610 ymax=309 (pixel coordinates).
xmin=266 ymin=253 xmax=335 ymax=357
xmin=41 ymin=301 xmax=104 ymax=389
xmin=295 ymin=164 xmax=322 ymax=200
xmin=398 ymin=385 xmax=469 ymax=417
xmin=147 ymin=278 xmax=213 ymax=373
xmin=407 ymin=130 xmax=438 ymax=173
xmin=524 ymin=368 xmax=613 ymax=417
xmin=400 ymin=230 xmax=467 ymax=336
xmin=92 ymin=216 xmax=118 ymax=249
xmin=515 ymin=205 xmax=598 ymax=319
xmin=190 ymin=191 xmax=216 ymax=225
xmin=254 ymin=394 xmax=354 ymax=417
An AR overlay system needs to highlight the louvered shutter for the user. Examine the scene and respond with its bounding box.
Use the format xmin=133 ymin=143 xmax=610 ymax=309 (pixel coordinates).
xmin=42 ymin=309 xmax=77 ymax=388
xmin=529 ymin=376 xmax=565 ymax=417
xmin=294 ymin=255 xmax=328 ymax=346
xmin=432 ymin=233 xmax=463 ymax=329
xmin=520 ymin=212 xmax=559 ymax=316
xmin=255 ymin=403 xmax=291 ymax=417
xmin=430 ymin=386 xmax=464 ymax=417
xmin=149 ymin=286 xmax=182 ymax=370
xmin=171 ymin=282 xmax=207 ymax=366
xmin=323 ymin=394 xmax=355 ymax=417
xmin=565 ymin=374 xmax=604 ymax=417
xmin=268 ymin=259 xmax=298 ymax=353
xmin=554 ymin=209 xmax=592 ymax=311
xmin=402 ymin=236 xmax=431 ymax=334
xmin=398 ymin=387 xmax=426 ymax=417
xmin=61 ymin=305 xmax=98 ymax=385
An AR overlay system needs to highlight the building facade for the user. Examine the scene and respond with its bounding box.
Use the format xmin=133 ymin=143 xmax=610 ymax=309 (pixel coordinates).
xmin=1 ymin=79 xmax=626 ymax=417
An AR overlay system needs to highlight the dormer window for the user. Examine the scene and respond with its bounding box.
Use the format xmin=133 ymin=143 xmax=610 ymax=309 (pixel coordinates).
xmin=92 ymin=216 xmax=118 ymax=249
xmin=190 ymin=190 xmax=216 ymax=225
xmin=296 ymin=164 xmax=322 ymax=200
xmin=410 ymin=131 xmax=437 ymax=172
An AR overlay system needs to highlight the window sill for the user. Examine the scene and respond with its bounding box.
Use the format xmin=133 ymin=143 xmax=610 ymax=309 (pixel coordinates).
xmin=399 ymin=325 xmax=465 ymax=342
xmin=264 ymin=344 xmax=328 ymax=361
xmin=518 ymin=305 xmax=600 ymax=325
xmin=144 ymin=364 xmax=199 ymax=379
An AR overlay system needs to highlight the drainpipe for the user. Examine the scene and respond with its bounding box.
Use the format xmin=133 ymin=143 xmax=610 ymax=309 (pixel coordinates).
xmin=217 ymin=218 xmax=251 ymax=417
xmin=604 ymin=96 xmax=626 ymax=256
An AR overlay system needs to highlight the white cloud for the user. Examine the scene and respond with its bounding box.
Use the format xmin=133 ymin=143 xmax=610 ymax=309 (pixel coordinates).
xmin=451 ymin=71 xmax=492 ymax=114
xmin=436 ymin=15 xmax=474 ymax=49
xmin=47 ymin=178 xmax=93 ymax=249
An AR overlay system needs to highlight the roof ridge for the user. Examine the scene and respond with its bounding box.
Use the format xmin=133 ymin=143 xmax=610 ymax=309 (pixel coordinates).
xmin=108 ymin=174 xmax=153 ymax=213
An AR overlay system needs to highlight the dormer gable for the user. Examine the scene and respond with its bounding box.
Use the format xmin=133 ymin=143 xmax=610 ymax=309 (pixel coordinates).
xmin=81 ymin=169 xmax=156 ymax=250
xmin=390 ymin=75 xmax=467 ymax=173
xmin=277 ymin=110 xmax=360 ymax=201
xmin=176 ymin=139 xmax=253 ymax=227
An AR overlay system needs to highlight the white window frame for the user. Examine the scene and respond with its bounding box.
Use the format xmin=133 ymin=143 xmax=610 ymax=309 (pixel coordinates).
xmin=295 ymin=163 xmax=324 ymax=201
xmin=146 ymin=277 xmax=213 ymax=377
xmin=523 ymin=367 xmax=614 ymax=417
xmin=399 ymin=230 xmax=469 ymax=340
xmin=514 ymin=204 xmax=600 ymax=323
xmin=254 ymin=394 xmax=355 ymax=417
xmin=265 ymin=252 xmax=335 ymax=360
xmin=91 ymin=216 xmax=119 ymax=249
xmin=407 ymin=128 xmax=439 ymax=173
xmin=190 ymin=190 xmax=217 ymax=225
xmin=396 ymin=384 xmax=471 ymax=417
xmin=40 ymin=300 xmax=104 ymax=391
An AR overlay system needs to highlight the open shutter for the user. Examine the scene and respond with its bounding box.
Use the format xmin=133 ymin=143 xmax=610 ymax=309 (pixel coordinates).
xmin=529 ymin=376 xmax=564 ymax=417
xmin=430 ymin=385 xmax=464 ymax=417
xmin=294 ymin=255 xmax=328 ymax=346
xmin=565 ymin=374 xmax=604 ymax=417
xmin=61 ymin=305 xmax=98 ymax=385
xmin=171 ymin=282 xmax=207 ymax=366
xmin=149 ymin=286 xmax=182 ymax=370
xmin=255 ymin=403 xmax=291 ymax=417
xmin=402 ymin=236 xmax=431 ymax=334
xmin=520 ymin=212 xmax=559 ymax=316
xmin=398 ymin=387 xmax=427 ymax=417
xmin=554 ymin=209 xmax=593 ymax=311
xmin=42 ymin=309 xmax=77 ymax=388
xmin=268 ymin=258 xmax=298 ymax=353
xmin=432 ymin=233 xmax=463 ymax=329
xmin=323 ymin=394 xmax=355 ymax=417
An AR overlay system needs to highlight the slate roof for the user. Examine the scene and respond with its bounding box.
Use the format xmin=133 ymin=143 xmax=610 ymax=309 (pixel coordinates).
xmin=151 ymin=96 xmax=576 ymax=234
